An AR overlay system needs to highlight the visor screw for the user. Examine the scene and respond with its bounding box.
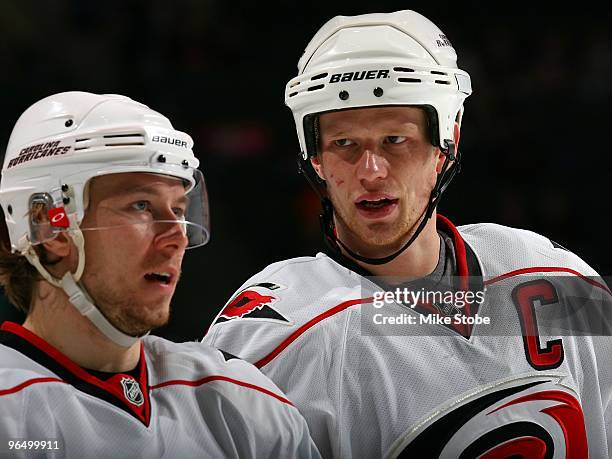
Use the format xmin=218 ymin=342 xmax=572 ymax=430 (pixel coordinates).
xmin=63 ymin=197 xmax=70 ymax=205
xmin=339 ymin=90 xmax=349 ymax=101
xmin=181 ymin=160 xmax=189 ymax=168
xmin=64 ymin=119 xmax=73 ymax=127
xmin=7 ymin=205 xmax=12 ymax=215
xmin=373 ymin=87 xmax=384 ymax=97
xmin=157 ymin=154 xmax=166 ymax=163
xmin=61 ymin=184 xmax=69 ymax=192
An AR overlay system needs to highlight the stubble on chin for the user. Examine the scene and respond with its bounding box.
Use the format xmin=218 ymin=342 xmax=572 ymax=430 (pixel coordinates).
xmin=85 ymin=279 xmax=172 ymax=337
xmin=117 ymin=301 xmax=170 ymax=336
xmin=332 ymin=198 xmax=417 ymax=254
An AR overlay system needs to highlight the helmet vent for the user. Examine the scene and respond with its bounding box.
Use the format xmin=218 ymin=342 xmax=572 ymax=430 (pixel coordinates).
xmin=398 ymin=78 xmax=422 ymax=83
xmin=430 ymin=70 xmax=447 ymax=76
xmin=435 ymin=80 xmax=451 ymax=85
xmin=311 ymin=73 xmax=328 ymax=81
xmin=103 ymin=133 xmax=145 ymax=145
xmin=74 ymin=133 xmax=145 ymax=151
xmin=74 ymin=138 xmax=91 ymax=151
xmin=394 ymin=67 xmax=415 ymax=73
xmin=307 ymin=84 xmax=325 ymax=92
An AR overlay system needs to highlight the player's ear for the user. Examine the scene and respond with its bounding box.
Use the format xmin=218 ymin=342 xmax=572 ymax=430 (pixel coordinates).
xmin=435 ymin=147 xmax=446 ymax=173
xmin=436 ymin=121 xmax=461 ymax=174
xmin=310 ymin=155 xmax=326 ymax=181
xmin=435 ymin=122 xmax=461 ymax=173
xmin=453 ymin=121 xmax=461 ymax=151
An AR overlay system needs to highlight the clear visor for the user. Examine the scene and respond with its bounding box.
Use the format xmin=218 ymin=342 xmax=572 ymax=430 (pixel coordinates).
xmin=27 ymin=168 xmax=210 ymax=249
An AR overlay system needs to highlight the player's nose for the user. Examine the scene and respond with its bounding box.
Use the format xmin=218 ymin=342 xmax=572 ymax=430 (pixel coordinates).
xmin=152 ymin=208 xmax=189 ymax=253
xmin=154 ymin=222 xmax=189 ymax=254
xmin=356 ymin=146 xmax=389 ymax=183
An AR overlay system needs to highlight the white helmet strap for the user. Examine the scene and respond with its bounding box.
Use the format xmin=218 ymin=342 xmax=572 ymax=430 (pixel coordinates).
xmin=59 ymin=273 xmax=142 ymax=348
xmin=22 ymin=216 xmax=143 ymax=348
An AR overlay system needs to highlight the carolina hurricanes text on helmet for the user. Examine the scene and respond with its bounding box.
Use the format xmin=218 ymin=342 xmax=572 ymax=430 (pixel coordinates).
xmin=151 ymin=135 xmax=188 ymax=148
xmin=7 ymin=141 xmax=71 ymax=169
xmin=329 ymin=69 xmax=390 ymax=83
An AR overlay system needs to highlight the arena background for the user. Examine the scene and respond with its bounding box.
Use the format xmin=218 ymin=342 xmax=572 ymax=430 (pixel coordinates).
xmin=1 ymin=1 xmax=610 ymax=341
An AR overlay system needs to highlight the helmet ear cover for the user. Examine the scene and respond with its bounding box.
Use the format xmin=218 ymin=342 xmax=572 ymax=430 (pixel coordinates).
xmin=302 ymin=104 xmax=441 ymax=160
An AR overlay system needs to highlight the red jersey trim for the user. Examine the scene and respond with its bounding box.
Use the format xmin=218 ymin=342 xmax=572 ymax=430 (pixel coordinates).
xmin=0 ymin=377 xmax=67 ymax=397
xmin=149 ymin=375 xmax=294 ymax=406
xmin=0 ymin=321 xmax=150 ymax=425
xmin=255 ymin=297 xmax=372 ymax=369
xmin=437 ymin=214 xmax=473 ymax=335
xmin=484 ymin=267 xmax=611 ymax=295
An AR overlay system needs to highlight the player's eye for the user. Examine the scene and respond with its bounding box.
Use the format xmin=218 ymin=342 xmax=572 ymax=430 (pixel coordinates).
xmin=334 ymin=138 xmax=354 ymax=147
xmin=131 ymin=201 xmax=150 ymax=212
xmin=385 ymin=136 xmax=407 ymax=144
xmin=172 ymin=207 xmax=186 ymax=219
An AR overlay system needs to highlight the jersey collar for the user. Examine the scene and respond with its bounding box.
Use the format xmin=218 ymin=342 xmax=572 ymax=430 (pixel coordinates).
xmin=0 ymin=321 xmax=151 ymax=426
xmin=323 ymin=213 xmax=484 ymax=338
xmin=324 ymin=214 xmax=481 ymax=279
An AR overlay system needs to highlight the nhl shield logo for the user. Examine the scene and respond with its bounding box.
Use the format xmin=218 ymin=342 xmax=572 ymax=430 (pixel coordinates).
xmin=120 ymin=377 xmax=144 ymax=406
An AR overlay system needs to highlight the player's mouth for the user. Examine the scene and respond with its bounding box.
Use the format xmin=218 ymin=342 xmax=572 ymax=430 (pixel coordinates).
xmin=143 ymin=269 xmax=178 ymax=288
xmin=354 ymin=194 xmax=399 ymax=219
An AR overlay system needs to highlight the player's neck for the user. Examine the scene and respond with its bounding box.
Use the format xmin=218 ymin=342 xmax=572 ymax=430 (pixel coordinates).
xmin=345 ymin=217 xmax=441 ymax=279
xmin=23 ymin=282 xmax=140 ymax=373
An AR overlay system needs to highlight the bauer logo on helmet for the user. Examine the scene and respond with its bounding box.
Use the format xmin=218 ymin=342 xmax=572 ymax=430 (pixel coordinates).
xmin=329 ymin=69 xmax=390 ymax=83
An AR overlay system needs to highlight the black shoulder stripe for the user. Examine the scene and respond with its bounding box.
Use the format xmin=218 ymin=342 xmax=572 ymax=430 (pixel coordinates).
xmin=219 ymin=349 xmax=241 ymax=361
xmin=246 ymin=282 xmax=282 ymax=291
xmin=550 ymin=239 xmax=570 ymax=252
xmin=464 ymin=239 xmax=484 ymax=293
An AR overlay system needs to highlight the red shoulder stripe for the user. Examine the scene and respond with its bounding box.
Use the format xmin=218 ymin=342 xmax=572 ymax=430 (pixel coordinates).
xmin=255 ymin=297 xmax=372 ymax=369
xmin=0 ymin=377 xmax=66 ymax=397
xmin=149 ymin=375 xmax=294 ymax=406
xmin=484 ymin=267 xmax=611 ymax=295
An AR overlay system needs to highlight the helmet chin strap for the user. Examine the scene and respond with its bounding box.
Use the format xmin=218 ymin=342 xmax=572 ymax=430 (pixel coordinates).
xmin=301 ymin=140 xmax=460 ymax=266
xmin=23 ymin=216 xmax=146 ymax=348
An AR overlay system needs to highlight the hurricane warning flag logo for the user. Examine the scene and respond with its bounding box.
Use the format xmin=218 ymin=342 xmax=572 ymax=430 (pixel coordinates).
xmin=213 ymin=282 xmax=290 ymax=325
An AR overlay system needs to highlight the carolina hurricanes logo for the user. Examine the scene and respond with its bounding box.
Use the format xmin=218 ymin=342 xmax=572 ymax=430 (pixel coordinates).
xmin=213 ymin=282 xmax=290 ymax=325
xmin=390 ymin=376 xmax=588 ymax=459
xmin=120 ymin=377 xmax=144 ymax=407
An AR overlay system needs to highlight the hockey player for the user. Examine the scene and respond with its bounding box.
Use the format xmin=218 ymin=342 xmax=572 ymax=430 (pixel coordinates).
xmin=203 ymin=10 xmax=612 ymax=458
xmin=0 ymin=92 xmax=319 ymax=458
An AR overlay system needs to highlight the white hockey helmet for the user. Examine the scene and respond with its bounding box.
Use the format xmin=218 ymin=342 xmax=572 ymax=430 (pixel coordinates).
xmin=285 ymin=10 xmax=472 ymax=158
xmin=1 ymin=91 xmax=209 ymax=253
xmin=0 ymin=91 xmax=210 ymax=347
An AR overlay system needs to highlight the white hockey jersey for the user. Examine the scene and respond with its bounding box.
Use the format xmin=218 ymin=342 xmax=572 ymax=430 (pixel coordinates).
xmin=0 ymin=321 xmax=320 ymax=458
xmin=203 ymin=215 xmax=612 ymax=458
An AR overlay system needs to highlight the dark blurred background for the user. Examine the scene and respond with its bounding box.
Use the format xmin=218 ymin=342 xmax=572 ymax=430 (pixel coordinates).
xmin=1 ymin=1 xmax=610 ymax=341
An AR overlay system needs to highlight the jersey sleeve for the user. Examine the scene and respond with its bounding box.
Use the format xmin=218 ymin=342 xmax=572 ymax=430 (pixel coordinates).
xmin=197 ymin=347 xmax=322 ymax=459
